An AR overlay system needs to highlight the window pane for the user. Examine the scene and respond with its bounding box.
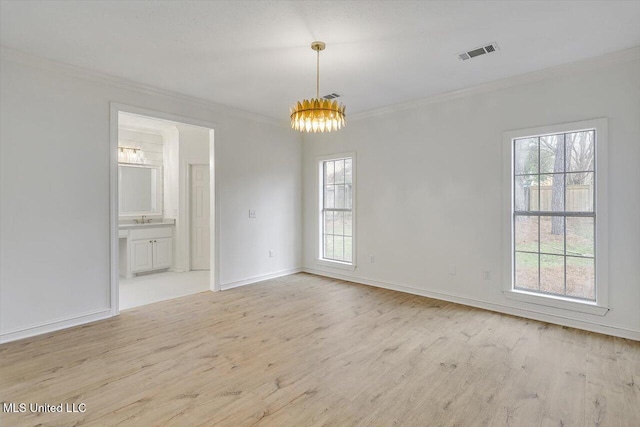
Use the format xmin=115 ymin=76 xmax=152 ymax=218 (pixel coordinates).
xmin=566 ymin=131 xmax=594 ymax=172
xmin=540 ymin=134 xmax=565 ymax=174
xmin=322 ymin=157 xmax=354 ymax=264
xmin=344 ymin=212 xmax=352 ymax=237
xmin=514 ymin=138 xmax=538 ymax=175
xmin=324 ymin=185 xmax=335 ymax=208
xmin=324 ymin=235 xmax=334 ymax=259
xmin=566 ymin=172 xmax=593 ymax=212
xmin=325 ymin=161 xmax=334 ymax=185
xmin=539 ymin=174 xmax=564 ymax=212
xmin=335 ymin=184 xmax=345 ymax=208
xmin=324 ymin=211 xmax=334 ymax=234
xmin=540 ymin=216 xmax=564 ymax=255
xmin=334 ymin=235 xmax=344 ymax=261
xmin=344 ymin=237 xmax=352 ymax=262
xmin=512 ymin=127 xmax=597 ymax=303
xmin=566 ymin=256 xmax=595 ymax=300
xmin=514 ymin=216 xmax=538 ymax=252
xmin=345 ymin=159 xmax=353 ymax=184
xmin=335 ymin=160 xmax=345 ymax=184
xmin=566 ymin=217 xmax=594 ymax=257
xmin=540 ymin=254 xmax=564 ymax=295
xmin=515 ymin=175 xmax=538 ymax=211
xmin=333 ymin=211 xmax=344 ymax=236
xmin=515 ymin=252 xmax=538 ymax=291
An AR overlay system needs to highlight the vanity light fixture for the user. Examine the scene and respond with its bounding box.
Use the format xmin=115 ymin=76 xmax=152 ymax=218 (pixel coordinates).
xmin=290 ymin=41 xmax=346 ymax=133
xmin=118 ymin=146 xmax=144 ymax=164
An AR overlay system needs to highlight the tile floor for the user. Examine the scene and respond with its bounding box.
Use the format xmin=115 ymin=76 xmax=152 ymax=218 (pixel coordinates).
xmin=119 ymin=270 xmax=210 ymax=310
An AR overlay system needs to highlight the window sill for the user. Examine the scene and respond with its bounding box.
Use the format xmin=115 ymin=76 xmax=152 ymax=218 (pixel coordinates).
xmin=316 ymin=259 xmax=356 ymax=271
xmin=503 ymin=289 xmax=609 ymax=316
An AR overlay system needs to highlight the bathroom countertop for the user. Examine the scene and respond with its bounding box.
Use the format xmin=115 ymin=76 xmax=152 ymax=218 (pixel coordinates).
xmin=118 ymin=220 xmax=175 ymax=230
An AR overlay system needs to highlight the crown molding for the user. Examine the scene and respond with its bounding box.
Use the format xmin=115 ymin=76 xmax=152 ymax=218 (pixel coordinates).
xmin=0 ymin=45 xmax=287 ymax=128
xmin=349 ymin=46 xmax=640 ymax=122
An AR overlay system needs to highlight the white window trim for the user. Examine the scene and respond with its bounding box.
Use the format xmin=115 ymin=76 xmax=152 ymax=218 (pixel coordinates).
xmin=317 ymin=152 xmax=357 ymax=270
xmin=502 ymin=118 xmax=609 ymax=316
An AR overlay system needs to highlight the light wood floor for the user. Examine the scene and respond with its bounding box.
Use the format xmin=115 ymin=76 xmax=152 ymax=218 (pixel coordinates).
xmin=1 ymin=273 xmax=638 ymax=426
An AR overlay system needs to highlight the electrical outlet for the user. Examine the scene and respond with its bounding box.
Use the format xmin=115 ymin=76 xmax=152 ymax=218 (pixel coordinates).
xmin=269 ymin=249 xmax=274 ymax=258
xmin=483 ymin=270 xmax=491 ymax=280
xmin=449 ymin=264 xmax=457 ymax=275
xmin=249 ymin=209 xmax=256 ymax=218
xmin=370 ymin=255 xmax=375 ymax=263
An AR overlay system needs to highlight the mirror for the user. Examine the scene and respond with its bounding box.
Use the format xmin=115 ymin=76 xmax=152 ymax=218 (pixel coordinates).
xmin=119 ymin=165 xmax=162 ymax=215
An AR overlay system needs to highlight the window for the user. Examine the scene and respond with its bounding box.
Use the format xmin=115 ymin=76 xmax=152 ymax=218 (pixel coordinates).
xmin=504 ymin=119 xmax=608 ymax=314
xmin=319 ymin=155 xmax=355 ymax=267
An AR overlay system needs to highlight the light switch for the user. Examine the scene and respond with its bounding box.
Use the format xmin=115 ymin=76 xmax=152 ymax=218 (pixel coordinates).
xmin=249 ymin=209 xmax=256 ymax=218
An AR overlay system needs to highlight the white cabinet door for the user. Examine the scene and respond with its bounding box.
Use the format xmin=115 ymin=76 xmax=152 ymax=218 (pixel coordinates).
xmin=190 ymin=164 xmax=210 ymax=270
xmin=153 ymin=238 xmax=173 ymax=270
xmin=131 ymin=240 xmax=153 ymax=273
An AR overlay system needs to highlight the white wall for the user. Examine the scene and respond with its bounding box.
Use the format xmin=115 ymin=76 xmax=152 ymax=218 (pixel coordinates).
xmin=0 ymin=51 xmax=302 ymax=341
xmin=162 ymin=126 xmax=180 ymax=220
xmin=174 ymin=123 xmax=211 ymax=272
xmin=303 ymin=55 xmax=640 ymax=339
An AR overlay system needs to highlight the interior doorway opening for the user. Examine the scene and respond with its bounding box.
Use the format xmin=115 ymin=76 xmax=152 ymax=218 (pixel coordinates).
xmin=110 ymin=105 xmax=216 ymax=312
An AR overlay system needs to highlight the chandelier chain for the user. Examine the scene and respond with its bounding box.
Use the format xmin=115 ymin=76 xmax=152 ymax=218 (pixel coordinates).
xmin=316 ymin=48 xmax=320 ymax=99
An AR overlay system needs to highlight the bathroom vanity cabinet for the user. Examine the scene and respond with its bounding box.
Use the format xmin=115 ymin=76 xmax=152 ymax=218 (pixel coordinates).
xmin=130 ymin=237 xmax=172 ymax=273
xmin=118 ymin=223 xmax=174 ymax=278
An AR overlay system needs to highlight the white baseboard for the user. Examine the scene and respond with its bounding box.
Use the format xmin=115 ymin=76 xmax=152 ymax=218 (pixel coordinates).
xmin=220 ymin=267 xmax=303 ymax=291
xmin=4 ymin=268 xmax=635 ymax=344
xmin=0 ymin=309 xmax=113 ymax=344
xmin=0 ymin=267 xmax=301 ymax=344
xmin=303 ymin=268 xmax=640 ymax=341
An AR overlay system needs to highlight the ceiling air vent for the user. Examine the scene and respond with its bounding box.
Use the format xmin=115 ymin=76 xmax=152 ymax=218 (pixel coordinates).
xmin=323 ymin=93 xmax=341 ymax=100
xmin=458 ymin=43 xmax=500 ymax=61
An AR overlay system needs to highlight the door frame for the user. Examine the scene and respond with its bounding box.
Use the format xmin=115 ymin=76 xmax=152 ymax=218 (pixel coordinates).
xmin=109 ymin=102 xmax=219 ymax=316
xmin=187 ymin=163 xmax=211 ymax=271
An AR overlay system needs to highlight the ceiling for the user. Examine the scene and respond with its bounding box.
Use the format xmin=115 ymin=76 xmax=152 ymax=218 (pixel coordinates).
xmin=2 ymin=1 xmax=639 ymax=121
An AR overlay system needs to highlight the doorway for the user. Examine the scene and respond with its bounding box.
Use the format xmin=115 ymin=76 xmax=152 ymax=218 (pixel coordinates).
xmin=110 ymin=104 xmax=217 ymax=314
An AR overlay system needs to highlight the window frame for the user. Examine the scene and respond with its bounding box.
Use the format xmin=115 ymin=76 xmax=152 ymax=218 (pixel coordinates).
xmin=503 ymin=119 xmax=609 ymax=316
xmin=317 ymin=152 xmax=356 ymax=270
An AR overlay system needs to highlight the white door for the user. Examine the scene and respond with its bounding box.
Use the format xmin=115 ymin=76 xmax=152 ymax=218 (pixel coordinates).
xmin=190 ymin=164 xmax=210 ymax=270
xmin=153 ymin=238 xmax=173 ymax=269
xmin=131 ymin=240 xmax=153 ymax=273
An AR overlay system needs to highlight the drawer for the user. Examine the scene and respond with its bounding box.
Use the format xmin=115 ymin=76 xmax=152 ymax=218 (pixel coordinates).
xmin=129 ymin=227 xmax=173 ymax=240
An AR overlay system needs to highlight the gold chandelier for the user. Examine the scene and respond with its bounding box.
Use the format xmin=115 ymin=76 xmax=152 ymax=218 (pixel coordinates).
xmin=290 ymin=41 xmax=346 ymax=133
